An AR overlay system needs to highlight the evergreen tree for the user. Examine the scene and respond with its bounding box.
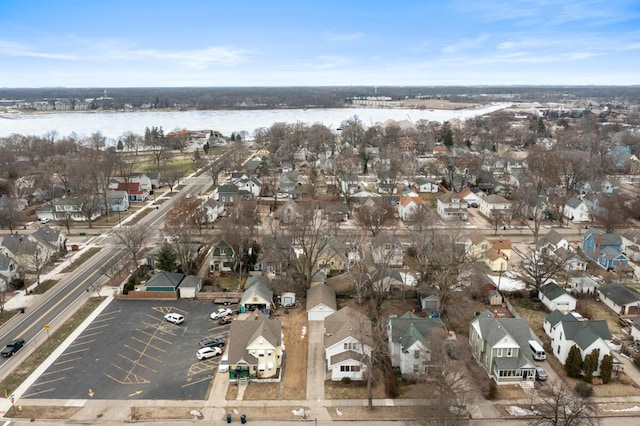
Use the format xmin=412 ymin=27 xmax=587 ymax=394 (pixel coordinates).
xmin=565 ymin=345 xmax=583 ymax=378
xmin=583 ymin=348 xmax=600 ymax=383
xmin=116 ymin=139 xmax=124 ymax=151
xmin=155 ymin=243 xmax=177 ymax=272
xmin=600 ymin=354 xmax=613 ymax=384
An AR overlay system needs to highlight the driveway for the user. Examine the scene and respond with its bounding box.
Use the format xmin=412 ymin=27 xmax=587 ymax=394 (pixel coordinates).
xmin=306 ymin=321 xmax=325 ymax=401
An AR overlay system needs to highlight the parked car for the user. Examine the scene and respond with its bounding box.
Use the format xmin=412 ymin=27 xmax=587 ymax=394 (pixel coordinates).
xmin=198 ymin=337 xmax=225 ymax=349
xmin=1 ymin=338 xmax=25 ymax=357
xmin=40 ymin=217 xmax=51 ymax=224
xmin=218 ymin=353 xmax=229 ymax=372
xmin=196 ymin=346 xmax=222 ymax=360
xmin=446 ymin=344 xmax=460 ymax=360
xmin=219 ymin=317 xmax=234 ymax=326
xmin=210 ymin=307 xmax=233 ymax=320
xmin=164 ymin=313 xmax=184 ymax=324
xmin=535 ymin=366 xmax=548 ymax=381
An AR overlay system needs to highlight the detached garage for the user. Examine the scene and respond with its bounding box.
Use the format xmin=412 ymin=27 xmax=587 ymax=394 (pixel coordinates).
xmin=307 ymin=284 xmax=337 ymax=321
xmin=179 ymin=275 xmax=202 ymax=299
xmin=539 ymin=281 xmax=576 ymax=313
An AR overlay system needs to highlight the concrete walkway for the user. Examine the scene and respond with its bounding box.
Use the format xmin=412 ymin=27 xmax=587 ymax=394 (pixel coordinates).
xmin=306 ymin=320 xmax=330 ymax=422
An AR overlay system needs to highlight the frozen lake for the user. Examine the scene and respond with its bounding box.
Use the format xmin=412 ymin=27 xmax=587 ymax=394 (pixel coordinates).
xmin=0 ymin=103 xmax=509 ymax=140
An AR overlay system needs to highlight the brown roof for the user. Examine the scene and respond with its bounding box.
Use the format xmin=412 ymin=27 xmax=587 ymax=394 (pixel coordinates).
xmin=306 ymin=284 xmax=337 ymax=311
xmin=324 ymin=307 xmax=372 ymax=349
xmin=468 ymin=230 xmax=487 ymax=245
xmin=227 ymin=312 xmax=282 ymax=366
xmin=492 ymin=239 xmax=512 ymax=251
xmin=400 ymin=195 xmax=423 ymax=207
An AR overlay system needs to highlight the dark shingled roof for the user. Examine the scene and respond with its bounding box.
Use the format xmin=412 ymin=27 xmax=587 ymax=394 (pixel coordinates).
xmin=598 ymin=282 xmax=640 ymax=306
xmin=540 ymin=281 xmax=574 ymax=302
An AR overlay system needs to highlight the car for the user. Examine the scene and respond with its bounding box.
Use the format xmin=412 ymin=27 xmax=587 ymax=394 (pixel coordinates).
xmin=276 ymin=192 xmax=289 ymax=199
xmin=218 ymin=354 xmax=229 ymax=372
xmin=535 ymin=366 xmax=548 ymax=381
xmin=198 ymin=337 xmax=225 ymax=349
xmin=196 ymin=346 xmax=222 ymax=360
xmin=219 ymin=317 xmax=234 ymax=326
xmin=164 ymin=313 xmax=184 ymax=324
xmin=40 ymin=217 xmax=51 ymax=224
xmin=446 ymin=344 xmax=460 ymax=360
xmin=1 ymin=338 xmax=25 ymax=357
xmin=210 ymin=307 xmax=233 ymax=320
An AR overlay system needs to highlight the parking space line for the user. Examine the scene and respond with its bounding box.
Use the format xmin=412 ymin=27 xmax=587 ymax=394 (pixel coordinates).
xmin=105 ymin=370 xmax=150 ymax=385
xmin=187 ymin=362 xmax=216 ymax=376
xmin=129 ymin=337 xmax=166 ymax=353
xmin=141 ymin=320 xmax=180 ymax=336
xmin=119 ymin=354 xmax=159 ymax=372
xmin=84 ymin=323 xmax=111 ymax=332
xmin=41 ymin=366 xmax=74 ymax=376
xmin=152 ymin=306 xmax=187 ymax=315
xmin=76 ymin=331 xmax=103 ymax=339
xmin=54 ymin=356 xmax=82 ymax=366
xmin=31 ymin=376 xmax=66 ymax=387
xmin=137 ymin=328 xmax=174 ymax=343
xmin=63 ymin=347 xmax=91 ymax=356
xmin=181 ymin=375 xmax=213 ymax=388
xmin=22 ymin=388 xmax=56 ymax=398
xmin=68 ymin=339 xmax=96 ymax=348
xmin=123 ymin=344 xmax=163 ymax=362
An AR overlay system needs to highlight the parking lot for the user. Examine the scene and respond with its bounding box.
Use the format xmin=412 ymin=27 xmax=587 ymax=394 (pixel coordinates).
xmin=22 ymin=299 xmax=233 ymax=400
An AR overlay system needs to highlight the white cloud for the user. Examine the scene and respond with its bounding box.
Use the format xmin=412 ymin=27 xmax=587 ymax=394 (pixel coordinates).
xmin=0 ymin=39 xmax=76 ymax=60
xmin=441 ymin=34 xmax=491 ymax=54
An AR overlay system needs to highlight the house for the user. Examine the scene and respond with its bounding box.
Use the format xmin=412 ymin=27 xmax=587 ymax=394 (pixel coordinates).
xmin=315 ymin=237 xmax=348 ymax=274
xmin=538 ymin=281 xmax=577 ymax=313
xmin=0 ymin=234 xmax=44 ymax=270
xmin=227 ymin=312 xmax=283 ymax=380
xmin=563 ymin=197 xmax=591 ymax=223
xmin=36 ymin=197 xmax=102 ymax=222
xmin=368 ymin=267 xmax=404 ymax=293
xmin=469 ymin=310 xmax=537 ymax=385
xmin=322 ymin=201 xmax=350 ymax=223
xmin=398 ymin=195 xmax=424 ymax=221
xmin=306 ymin=283 xmax=337 ymax=321
xmin=338 ymin=172 xmax=359 ymax=195
xmin=465 ymin=230 xmax=491 ymax=260
xmin=209 ymin=239 xmax=236 ymax=273
xmin=544 ymin=310 xmax=612 ymax=376
xmin=540 ymin=229 xmax=571 ymax=252
xmin=375 ymin=170 xmax=397 ymax=194
xmin=597 ymin=282 xmax=640 ymax=315
xmin=117 ymin=182 xmax=149 ymax=202
xmin=479 ymin=194 xmax=512 ymax=222
xmin=106 ymin=190 xmax=130 ymax=212
xmin=324 ymin=307 xmax=373 ymax=381
xmin=239 ymin=277 xmax=274 ymax=313
xmin=202 ymin=198 xmax=225 ymax=223
xmin=387 ymin=312 xmax=444 ymax=377
xmin=370 ymin=233 xmax=404 ymax=267
xmin=0 ymin=252 xmax=19 ymax=291
xmin=279 ymin=173 xmax=299 ymax=194
xmin=621 ymin=229 xmax=640 ymax=262
xmin=179 ymin=275 xmax=202 ymax=299
xmin=143 ymin=271 xmax=185 ymax=292
xmin=414 ymin=176 xmax=439 ymax=193
xmin=257 ymin=236 xmax=291 ymax=277
xmin=459 ymin=187 xmax=483 ymax=207
xmin=492 ymin=238 xmax=512 ymax=260
xmin=128 ymin=173 xmax=153 ymax=192
xmin=436 ymin=192 xmax=468 ymax=221
xmin=554 ymin=247 xmax=588 ymax=272
xmin=631 ymin=318 xmax=640 ymax=343
xmin=484 ymin=248 xmax=509 ymax=273
xmin=217 ymin=185 xmax=239 ymax=205
xmin=234 ymin=176 xmax=262 ymax=198
xmin=582 ymin=228 xmax=629 ymax=270
xmin=568 ymin=276 xmax=599 ymax=295
xmin=274 ymin=200 xmax=302 ymax=224
xmin=30 ymin=226 xmax=66 ymax=254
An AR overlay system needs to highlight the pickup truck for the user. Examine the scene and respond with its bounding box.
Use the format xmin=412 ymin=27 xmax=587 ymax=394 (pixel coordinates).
xmin=1 ymin=338 xmax=25 ymax=357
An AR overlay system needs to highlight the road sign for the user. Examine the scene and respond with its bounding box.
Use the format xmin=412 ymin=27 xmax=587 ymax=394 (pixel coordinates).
xmin=10 ymin=397 xmax=14 ymax=404
xmin=44 ymin=324 xmax=50 ymax=330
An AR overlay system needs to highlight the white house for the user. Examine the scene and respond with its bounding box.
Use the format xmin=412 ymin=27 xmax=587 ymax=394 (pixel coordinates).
xmin=544 ymin=310 xmax=612 ymax=376
xmin=397 ymin=195 xmax=424 ymax=221
xmin=324 ymin=307 xmax=372 ymax=381
xmin=597 ymin=282 xmax=640 ymax=316
xmin=563 ymin=197 xmax=591 ymax=223
xmin=538 ymin=281 xmax=577 ymax=313
xmin=459 ymin=187 xmax=483 ymax=207
xmin=480 ymin=194 xmax=512 ymax=222
xmin=567 ymin=276 xmax=599 ymax=295
xmin=0 ymin=252 xmax=19 ymax=291
xmin=387 ymin=312 xmax=443 ymax=377
xmin=414 ymin=176 xmax=439 ymax=193
xmin=631 ymin=318 xmax=640 ymax=343
xmin=436 ymin=192 xmax=467 ymax=221
xmin=306 ymin=284 xmax=337 ymax=321
xmin=203 ymin=198 xmax=225 ymax=224
xmin=129 ymin=173 xmax=153 ymax=192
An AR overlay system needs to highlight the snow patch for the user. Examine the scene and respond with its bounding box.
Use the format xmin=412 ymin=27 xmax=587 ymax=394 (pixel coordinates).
xmin=488 ymin=274 xmax=527 ymax=291
xmin=400 ymin=272 xmax=417 ymax=287
xmin=506 ymin=406 xmax=538 ymax=416
xmin=603 ymin=405 xmax=640 ymax=412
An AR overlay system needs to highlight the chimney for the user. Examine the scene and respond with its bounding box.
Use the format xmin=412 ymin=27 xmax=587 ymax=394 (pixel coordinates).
xmin=597 ymin=234 xmax=602 ymax=252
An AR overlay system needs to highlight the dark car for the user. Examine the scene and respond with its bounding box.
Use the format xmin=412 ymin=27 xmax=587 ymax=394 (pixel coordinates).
xmin=446 ymin=344 xmax=460 ymax=360
xmin=219 ymin=317 xmax=234 ymax=326
xmin=1 ymin=338 xmax=25 ymax=357
xmin=198 ymin=337 xmax=225 ymax=349
xmin=535 ymin=366 xmax=548 ymax=381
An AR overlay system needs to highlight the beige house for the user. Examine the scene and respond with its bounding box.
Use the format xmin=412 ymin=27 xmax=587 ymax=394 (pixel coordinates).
xmin=227 ymin=312 xmax=283 ymax=381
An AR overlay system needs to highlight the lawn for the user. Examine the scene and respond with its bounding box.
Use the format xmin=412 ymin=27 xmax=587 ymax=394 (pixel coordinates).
xmin=281 ymin=308 xmax=308 ymax=399
xmin=61 ymin=247 xmax=102 ymax=273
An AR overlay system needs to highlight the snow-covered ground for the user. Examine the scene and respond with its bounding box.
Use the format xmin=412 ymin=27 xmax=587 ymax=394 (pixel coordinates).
xmin=487 ymin=273 xmax=527 ymax=291
xmin=506 ymin=406 xmax=538 ymax=416
xmin=400 ymin=272 xmax=417 ymax=287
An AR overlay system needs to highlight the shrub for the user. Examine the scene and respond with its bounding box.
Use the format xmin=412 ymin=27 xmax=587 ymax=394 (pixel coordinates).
xmin=583 ymin=349 xmax=600 ymax=383
xmin=575 ymin=382 xmax=593 ymax=398
xmin=600 ymin=354 xmax=613 ymax=384
xmin=619 ymin=373 xmax=632 ymax=385
xmin=487 ymin=381 xmax=498 ymax=400
xmin=341 ymin=377 xmax=352 ymax=385
xmin=565 ymin=345 xmax=583 ymax=378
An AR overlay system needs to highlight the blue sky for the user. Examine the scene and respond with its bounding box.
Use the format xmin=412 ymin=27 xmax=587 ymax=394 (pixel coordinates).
xmin=1 ymin=0 xmax=639 ymax=87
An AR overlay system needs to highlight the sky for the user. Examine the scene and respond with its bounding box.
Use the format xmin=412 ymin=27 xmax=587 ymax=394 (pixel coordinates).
xmin=1 ymin=0 xmax=639 ymax=88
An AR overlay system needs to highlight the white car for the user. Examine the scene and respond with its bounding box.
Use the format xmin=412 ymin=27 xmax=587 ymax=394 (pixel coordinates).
xmin=197 ymin=346 xmax=222 ymax=360
xmin=40 ymin=217 xmax=51 ymax=224
xmin=164 ymin=313 xmax=184 ymax=324
xmin=218 ymin=353 xmax=229 ymax=372
xmin=210 ymin=307 xmax=233 ymax=320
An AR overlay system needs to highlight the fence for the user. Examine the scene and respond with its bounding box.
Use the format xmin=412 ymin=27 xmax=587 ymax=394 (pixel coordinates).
xmin=115 ymin=290 xmax=178 ymax=300
xmin=196 ymin=291 xmax=243 ymax=302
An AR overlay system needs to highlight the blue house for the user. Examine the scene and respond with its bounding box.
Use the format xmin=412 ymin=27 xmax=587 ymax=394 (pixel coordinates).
xmin=582 ymin=228 xmax=629 ymax=270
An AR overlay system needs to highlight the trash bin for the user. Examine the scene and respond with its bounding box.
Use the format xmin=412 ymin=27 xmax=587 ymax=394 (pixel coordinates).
xmin=240 ymin=414 xmax=246 ymax=424
xmin=226 ymin=413 xmax=232 ymax=423
xmin=19 ymin=307 xmax=25 ymax=314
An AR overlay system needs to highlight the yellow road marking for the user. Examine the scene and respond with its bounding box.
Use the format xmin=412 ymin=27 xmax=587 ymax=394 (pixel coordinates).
xmin=136 ymin=329 xmax=173 ymax=343
xmin=118 ymin=354 xmax=158 ymax=373
xmin=53 ymin=356 xmax=82 ymax=366
xmin=21 ymin=388 xmax=56 ymax=398
xmin=31 ymin=376 xmax=66 ymax=386
xmin=63 ymin=347 xmax=90 ymax=356
xmin=181 ymin=375 xmax=213 ymax=388
xmin=41 ymin=366 xmax=74 ymax=376
xmin=69 ymin=339 xmax=96 ymax=347
xmin=126 ymin=340 xmax=165 ymax=357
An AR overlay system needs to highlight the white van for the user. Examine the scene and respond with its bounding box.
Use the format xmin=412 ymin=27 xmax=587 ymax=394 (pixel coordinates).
xmin=528 ymin=340 xmax=546 ymax=361
xmin=218 ymin=353 xmax=229 ymax=373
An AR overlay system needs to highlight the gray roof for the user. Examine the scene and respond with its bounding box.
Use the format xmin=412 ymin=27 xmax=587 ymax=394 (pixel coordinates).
xmin=542 ymin=229 xmax=565 ymax=247
xmin=566 ymin=197 xmax=584 ymax=209
xmin=240 ymin=282 xmax=274 ymax=307
xmin=1 ymin=234 xmax=39 ymax=256
xmin=324 ymin=307 xmax=372 ymax=349
xmin=540 ymin=281 xmax=574 ymax=302
xmin=330 ymin=350 xmax=368 ymax=366
xmin=107 ymin=190 xmax=128 ymax=203
xmin=0 ymin=252 xmax=15 ymax=271
xmin=560 ymin=319 xmax=611 ymax=350
xmin=30 ymin=226 xmax=64 ymax=250
xmin=544 ymin=310 xmax=570 ymax=329
xmin=388 ymin=315 xmax=443 ymax=352
xmin=245 ymin=276 xmax=269 ymax=289
xmin=306 ymin=284 xmax=337 ymax=311
xmin=369 ymin=267 xmax=403 ymax=284
xmin=598 ymin=282 xmax=640 ymax=306
xmin=227 ymin=312 xmax=282 ymax=366
xmin=585 ymin=228 xmax=622 ymax=246
xmin=371 ymin=233 xmax=402 ymax=250
xmin=145 ymin=272 xmax=185 ymax=288
xmin=180 ymin=275 xmax=201 ymax=289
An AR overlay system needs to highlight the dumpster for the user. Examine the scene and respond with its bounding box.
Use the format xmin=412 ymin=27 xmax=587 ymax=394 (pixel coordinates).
xmin=79 ymin=232 xmax=86 ymax=236
xmin=226 ymin=413 xmax=232 ymax=423
xmin=240 ymin=414 xmax=246 ymax=424
xmin=19 ymin=307 xmax=25 ymax=314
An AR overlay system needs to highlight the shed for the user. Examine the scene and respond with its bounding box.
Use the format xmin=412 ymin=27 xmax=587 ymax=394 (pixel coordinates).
xmin=280 ymin=292 xmax=296 ymax=307
xmin=179 ymin=275 xmax=202 ymax=299
xmin=306 ymin=283 xmax=337 ymax=321
xmin=420 ymin=294 xmax=440 ymax=311
xmin=488 ymin=290 xmax=503 ymax=306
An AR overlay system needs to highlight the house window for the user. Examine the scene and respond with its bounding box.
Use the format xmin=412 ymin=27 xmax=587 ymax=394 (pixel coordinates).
xmin=506 ymin=348 xmax=513 ymax=357
xmin=414 ymin=350 xmax=420 ymax=359
xmin=413 ymin=364 xmax=419 ymax=373
xmin=344 ymin=342 xmax=357 ymax=351
xmin=351 ymin=366 xmax=360 ymax=372
xmin=496 ymin=348 xmax=503 ymax=357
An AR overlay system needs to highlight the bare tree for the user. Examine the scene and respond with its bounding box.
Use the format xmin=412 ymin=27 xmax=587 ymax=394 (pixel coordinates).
xmin=113 ymin=225 xmax=148 ymax=268
xmin=528 ymin=381 xmax=599 ymax=426
xmin=525 ymin=247 xmax=572 ymax=291
xmin=25 ymin=246 xmax=50 ymax=287
xmin=206 ymin=155 xmax=229 ymax=186
xmin=0 ymin=197 xmax=23 ymax=233
xmin=353 ymin=201 xmax=395 ymax=236
xmin=592 ymin=193 xmax=631 ymax=233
